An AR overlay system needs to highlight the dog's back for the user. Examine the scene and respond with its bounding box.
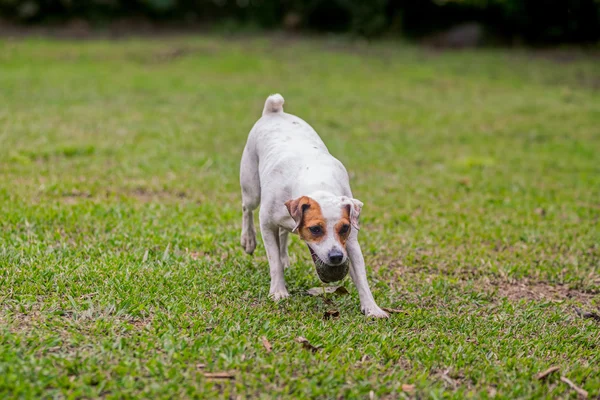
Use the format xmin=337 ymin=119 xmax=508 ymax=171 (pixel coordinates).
xmin=247 ymin=95 xmax=348 ymax=193
xmin=252 ymin=94 xmax=328 ymax=162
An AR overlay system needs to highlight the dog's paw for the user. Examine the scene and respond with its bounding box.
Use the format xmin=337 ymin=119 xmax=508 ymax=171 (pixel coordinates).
xmin=269 ymin=288 xmax=290 ymax=301
xmin=240 ymin=230 xmax=256 ymax=255
xmin=362 ymin=304 xmax=390 ymax=319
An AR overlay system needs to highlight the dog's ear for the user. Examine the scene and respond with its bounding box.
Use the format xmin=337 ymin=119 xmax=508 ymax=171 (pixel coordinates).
xmin=285 ymin=196 xmax=311 ymax=233
xmin=342 ymin=197 xmax=363 ymax=231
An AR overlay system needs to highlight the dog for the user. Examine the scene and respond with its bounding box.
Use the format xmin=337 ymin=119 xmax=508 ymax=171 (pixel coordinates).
xmin=240 ymin=94 xmax=389 ymax=318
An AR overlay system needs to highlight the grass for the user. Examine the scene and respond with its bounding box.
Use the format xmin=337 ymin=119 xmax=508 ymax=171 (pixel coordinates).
xmin=0 ymin=35 xmax=599 ymax=399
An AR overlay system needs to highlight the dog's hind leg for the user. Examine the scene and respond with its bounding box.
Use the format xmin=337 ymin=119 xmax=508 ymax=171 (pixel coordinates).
xmin=279 ymin=228 xmax=290 ymax=269
xmin=240 ymin=146 xmax=260 ymax=255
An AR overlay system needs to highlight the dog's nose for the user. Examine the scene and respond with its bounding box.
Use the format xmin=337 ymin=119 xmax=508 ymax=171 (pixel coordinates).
xmin=328 ymin=249 xmax=344 ymax=265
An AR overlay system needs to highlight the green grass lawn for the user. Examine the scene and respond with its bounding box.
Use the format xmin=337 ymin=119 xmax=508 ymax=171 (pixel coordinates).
xmin=0 ymin=36 xmax=599 ymax=399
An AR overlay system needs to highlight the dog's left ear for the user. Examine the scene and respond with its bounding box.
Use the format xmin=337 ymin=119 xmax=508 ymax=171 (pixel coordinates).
xmin=342 ymin=197 xmax=363 ymax=231
xmin=285 ymin=196 xmax=311 ymax=233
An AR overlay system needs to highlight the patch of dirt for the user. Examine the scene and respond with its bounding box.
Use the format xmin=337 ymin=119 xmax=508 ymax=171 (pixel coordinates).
xmin=370 ymin=252 xmax=598 ymax=306
xmin=60 ymin=189 xmax=92 ymax=204
xmin=530 ymin=48 xmax=600 ymax=64
xmin=130 ymin=187 xmax=188 ymax=202
xmin=187 ymin=249 xmax=211 ymax=260
xmin=490 ymin=281 xmax=598 ymax=304
xmin=0 ymin=308 xmax=43 ymax=333
xmin=140 ymin=46 xmax=218 ymax=64
xmin=1 ymin=302 xmax=153 ymax=337
xmin=128 ymin=318 xmax=153 ymax=330
xmin=431 ymin=368 xmax=472 ymax=391
xmin=56 ymin=187 xmax=195 ymax=204
xmin=369 ymin=250 xmax=444 ymax=278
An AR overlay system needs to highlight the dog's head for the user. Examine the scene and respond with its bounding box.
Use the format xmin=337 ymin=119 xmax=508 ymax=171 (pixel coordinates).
xmin=285 ymin=192 xmax=363 ymax=283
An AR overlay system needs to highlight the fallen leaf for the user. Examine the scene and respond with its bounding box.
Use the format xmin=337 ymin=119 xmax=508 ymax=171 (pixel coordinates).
xmin=307 ymin=286 xmax=349 ymax=296
xmin=322 ymin=296 xmax=336 ymax=306
xmin=458 ymin=177 xmax=471 ymax=186
xmin=307 ymin=287 xmax=325 ymax=296
xmin=261 ymin=336 xmax=272 ymax=353
xmin=401 ymin=384 xmax=415 ymax=393
xmin=295 ymin=336 xmax=320 ymax=353
xmin=560 ymin=376 xmax=588 ymax=398
xmin=323 ymin=309 xmax=340 ymax=319
xmin=333 ymin=286 xmax=349 ymax=295
xmin=196 ymin=363 xmax=206 ymax=369
xmin=382 ymin=307 xmax=405 ymax=314
xmin=203 ymin=372 xmax=234 ymax=380
xmin=189 ymin=251 xmax=205 ymax=260
xmin=535 ymin=366 xmax=559 ymax=380
xmin=162 ymin=244 xmax=170 ymax=261
xmin=440 ymin=370 xmax=458 ymax=388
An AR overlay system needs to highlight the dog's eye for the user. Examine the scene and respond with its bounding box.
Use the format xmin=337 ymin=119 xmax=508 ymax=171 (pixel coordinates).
xmin=309 ymin=226 xmax=322 ymax=235
xmin=339 ymin=224 xmax=350 ymax=235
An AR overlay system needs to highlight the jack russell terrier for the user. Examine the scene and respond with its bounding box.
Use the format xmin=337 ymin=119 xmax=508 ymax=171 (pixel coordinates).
xmin=240 ymin=94 xmax=389 ymax=318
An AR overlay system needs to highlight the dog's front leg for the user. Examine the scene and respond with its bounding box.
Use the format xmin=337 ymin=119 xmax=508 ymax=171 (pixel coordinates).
xmin=347 ymin=235 xmax=389 ymax=318
xmin=261 ymin=223 xmax=290 ymax=301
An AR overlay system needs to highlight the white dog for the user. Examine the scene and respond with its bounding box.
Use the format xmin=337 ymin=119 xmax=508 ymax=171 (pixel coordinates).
xmin=240 ymin=94 xmax=388 ymax=318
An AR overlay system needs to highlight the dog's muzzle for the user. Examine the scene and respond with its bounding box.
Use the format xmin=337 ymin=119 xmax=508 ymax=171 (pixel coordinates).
xmin=308 ymin=245 xmax=349 ymax=283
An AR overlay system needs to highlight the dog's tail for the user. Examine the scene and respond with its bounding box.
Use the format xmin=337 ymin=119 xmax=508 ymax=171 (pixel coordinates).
xmin=262 ymin=94 xmax=285 ymax=116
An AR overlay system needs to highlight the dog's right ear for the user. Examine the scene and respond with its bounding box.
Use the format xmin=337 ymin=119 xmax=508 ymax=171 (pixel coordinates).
xmin=285 ymin=196 xmax=311 ymax=233
xmin=341 ymin=196 xmax=363 ymax=231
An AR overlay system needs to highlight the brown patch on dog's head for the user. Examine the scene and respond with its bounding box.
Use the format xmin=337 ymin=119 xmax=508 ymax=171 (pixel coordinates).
xmin=335 ymin=205 xmax=352 ymax=247
xmin=285 ymin=196 xmax=326 ymax=243
xmin=341 ymin=197 xmax=362 ymax=231
xmin=284 ymin=196 xmax=309 ymax=231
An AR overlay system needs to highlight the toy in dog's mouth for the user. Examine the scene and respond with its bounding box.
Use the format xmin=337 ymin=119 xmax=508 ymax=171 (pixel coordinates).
xmin=308 ymin=245 xmax=349 ymax=283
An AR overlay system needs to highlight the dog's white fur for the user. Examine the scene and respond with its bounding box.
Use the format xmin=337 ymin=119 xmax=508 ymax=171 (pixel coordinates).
xmin=240 ymin=94 xmax=388 ymax=318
